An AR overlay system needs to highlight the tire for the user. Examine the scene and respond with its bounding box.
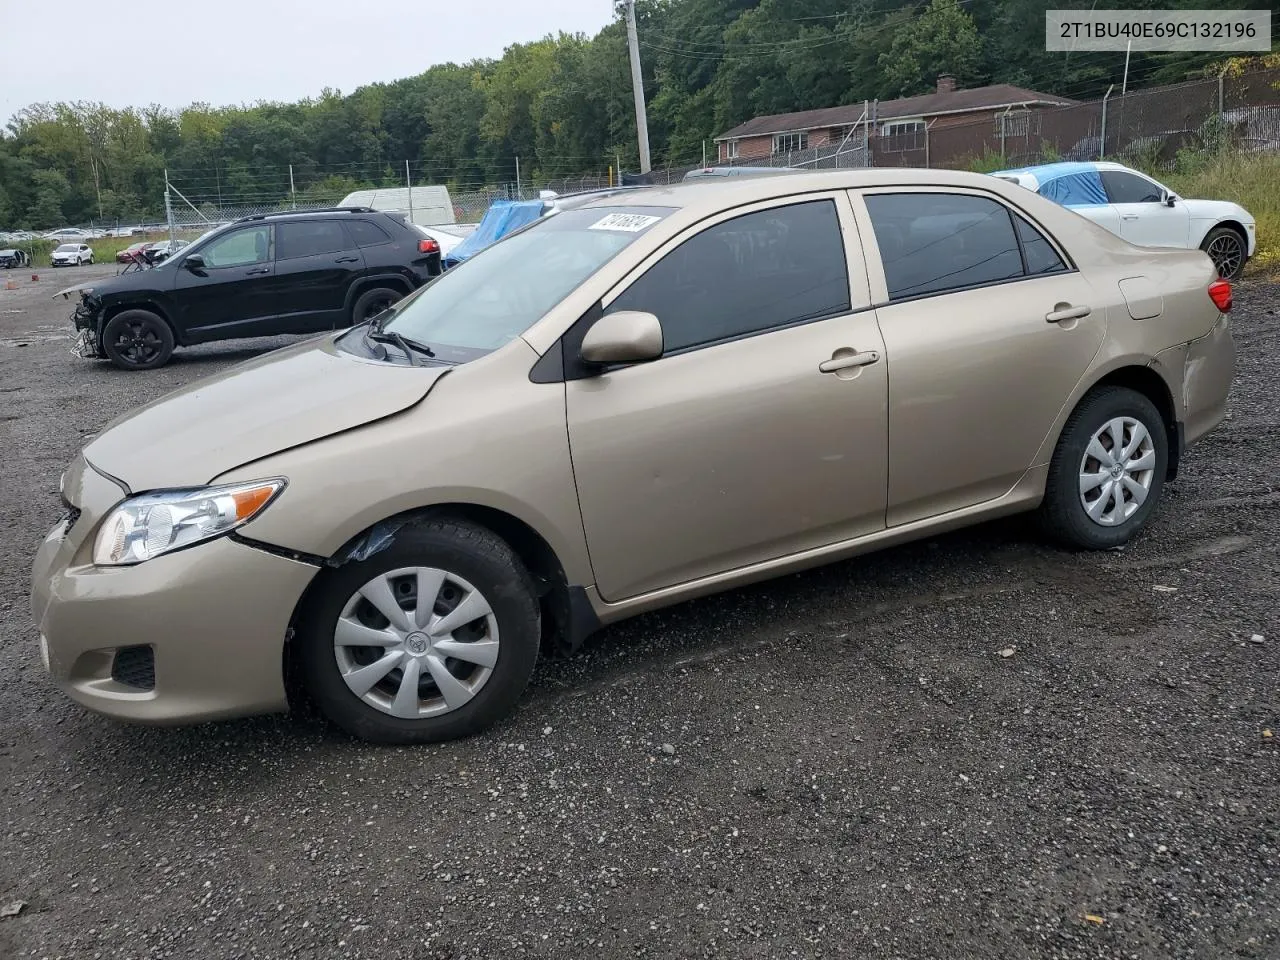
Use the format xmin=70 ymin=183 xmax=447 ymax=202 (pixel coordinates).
xmin=87 ymin=254 xmax=94 ymax=265
xmin=351 ymin=286 xmax=403 ymax=327
xmin=298 ymin=519 xmax=541 ymax=744
xmin=1201 ymin=226 xmax=1246 ymax=281
xmin=101 ymin=309 xmax=176 ymax=371
xmin=1039 ymin=386 xmax=1168 ymax=549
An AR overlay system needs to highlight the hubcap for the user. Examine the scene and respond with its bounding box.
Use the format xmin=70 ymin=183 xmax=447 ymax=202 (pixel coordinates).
xmin=333 ymin=566 xmax=500 ymax=719
xmin=1207 ymin=234 xmax=1243 ymax=278
xmin=114 ymin=320 xmax=161 ymax=363
xmin=1078 ymin=416 xmax=1157 ymax=527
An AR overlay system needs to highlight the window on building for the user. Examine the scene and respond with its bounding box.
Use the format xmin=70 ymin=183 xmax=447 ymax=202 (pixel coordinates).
xmin=878 ymin=119 xmax=926 ymax=152
xmin=725 ymin=140 xmax=739 ymax=160
xmin=772 ymin=132 xmax=808 ymax=154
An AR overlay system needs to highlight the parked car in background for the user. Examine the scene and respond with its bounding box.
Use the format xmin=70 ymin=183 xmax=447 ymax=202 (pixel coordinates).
xmin=992 ymin=161 xmax=1256 ymax=279
xmin=54 ymin=206 xmax=444 ymax=370
xmin=50 ymin=243 xmax=94 ymax=266
xmin=144 ymin=239 xmax=189 ymax=264
xmin=0 ymin=246 xmax=31 ymax=268
xmin=43 ymin=228 xmax=92 ymax=243
xmin=116 ymin=241 xmax=153 ymax=264
xmin=32 ymin=168 xmax=1235 ymax=744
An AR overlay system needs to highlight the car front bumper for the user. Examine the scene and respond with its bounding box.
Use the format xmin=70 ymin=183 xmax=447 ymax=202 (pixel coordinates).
xmin=30 ymin=455 xmax=319 ymax=724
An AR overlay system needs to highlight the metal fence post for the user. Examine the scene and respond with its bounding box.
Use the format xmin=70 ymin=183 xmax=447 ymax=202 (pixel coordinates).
xmin=1099 ymin=84 xmax=1114 ymax=160
xmin=163 ymin=169 xmax=175 ymax=246
xmin=405 ymin=160 xmax=413 ymax=223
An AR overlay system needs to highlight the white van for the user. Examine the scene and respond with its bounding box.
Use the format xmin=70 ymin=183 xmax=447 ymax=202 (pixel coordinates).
xmin=338 ymin=186 xmax=455 ymax=226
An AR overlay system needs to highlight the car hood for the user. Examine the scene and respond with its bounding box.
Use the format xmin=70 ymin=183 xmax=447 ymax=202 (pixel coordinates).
xmin=82 ymin=335 xmax=448 ymax=492
xmin=1181 ymin=198 xmax=1254 ymax=223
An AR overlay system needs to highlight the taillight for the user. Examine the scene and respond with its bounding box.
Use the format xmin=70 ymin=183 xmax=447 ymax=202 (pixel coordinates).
xmin=1207 ymin=279 xmax=1232 ymax=312
xmin=418 ymin=238 xmax=439 ymax=254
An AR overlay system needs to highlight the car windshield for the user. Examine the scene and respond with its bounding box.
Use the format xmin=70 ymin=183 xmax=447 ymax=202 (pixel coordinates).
xmin=55 ymin=244 xmax=78 ymax=252
xmin=373 ymin=205 xmax=674 ymax=361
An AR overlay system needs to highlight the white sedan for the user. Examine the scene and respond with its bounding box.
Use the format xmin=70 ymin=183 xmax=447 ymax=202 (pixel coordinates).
xmin=50 ymin=243 xmax=95 ymax=267
xmin=992 ymin=161 xmax=1255 ymax=279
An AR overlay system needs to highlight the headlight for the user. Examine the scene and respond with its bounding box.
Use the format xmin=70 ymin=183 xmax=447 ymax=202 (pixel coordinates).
xmin=92 ymin=478 xmax=286 ymax=566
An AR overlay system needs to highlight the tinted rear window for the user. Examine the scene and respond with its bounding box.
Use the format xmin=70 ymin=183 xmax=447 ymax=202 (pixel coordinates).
xmin=348 ymin=219 xmax=392 ymax=246
xmin=865 ymin=193 xmax=1023 ymax=300
xmin=276 ymin=220 xmax=352 ymax=259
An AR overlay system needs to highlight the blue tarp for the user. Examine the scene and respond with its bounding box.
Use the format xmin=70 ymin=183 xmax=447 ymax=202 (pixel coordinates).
xmin=994 ymin=161 xmax=1108 ymax=207
xmin=442 ymin=199 xmax=546 ymax=268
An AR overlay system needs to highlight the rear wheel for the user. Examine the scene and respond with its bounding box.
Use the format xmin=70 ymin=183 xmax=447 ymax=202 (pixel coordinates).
xmin=101 ymin=309 xmax=176 ymax=371
xmin=298 ymin=520 xmax=541 ymax=744
xmin=351 ymin=286 xmax=403 ymax=327
xmin=1039 ymin=386 xmax=1168 ymax=549
xmin=1201 ymin=226 xmax=1246 ymax=280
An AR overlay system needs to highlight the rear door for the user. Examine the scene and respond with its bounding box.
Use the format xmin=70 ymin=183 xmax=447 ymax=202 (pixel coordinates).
xmin=1101 ymin=169 xmax=1190 ymax=248
xmin=272 ymin=219 xmax=364 ymax=330
xmin=565 ymin=194 xmax=889 ymax=601
xmin=172 ymin=223 xmax=280 ymax=340
xmin=852 ymin=188 xmax=1106 ymax=526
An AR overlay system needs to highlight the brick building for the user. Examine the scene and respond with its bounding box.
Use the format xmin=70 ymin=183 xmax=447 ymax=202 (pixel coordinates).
xmin=714 ymin=76 xmax=1077 ymax=161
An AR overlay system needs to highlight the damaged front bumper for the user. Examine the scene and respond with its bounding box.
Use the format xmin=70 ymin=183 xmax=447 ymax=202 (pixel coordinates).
xmin=53 ymin=283 xmax=105 ymax=359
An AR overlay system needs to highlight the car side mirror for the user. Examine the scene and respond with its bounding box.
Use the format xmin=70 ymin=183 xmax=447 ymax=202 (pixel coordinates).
xmin=1165 ymin=194 xmax=1177 ymax=207
xmin=580 ymin=310 xmax=664 ymax=366
xmin=183 ymin=254 xmax=206 ymax=272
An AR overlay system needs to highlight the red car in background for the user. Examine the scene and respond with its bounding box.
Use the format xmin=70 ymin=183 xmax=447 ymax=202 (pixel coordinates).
xmin=116 ymin=241 xmax=152 ymax=264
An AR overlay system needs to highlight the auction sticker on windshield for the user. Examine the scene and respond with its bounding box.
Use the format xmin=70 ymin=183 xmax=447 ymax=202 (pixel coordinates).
xmin=589 ymin=213 xmax=662 ymax=232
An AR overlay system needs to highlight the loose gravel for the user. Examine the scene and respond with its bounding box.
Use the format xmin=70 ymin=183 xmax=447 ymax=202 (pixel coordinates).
xmin=0 ymin=263 xmax=1276 ymax=959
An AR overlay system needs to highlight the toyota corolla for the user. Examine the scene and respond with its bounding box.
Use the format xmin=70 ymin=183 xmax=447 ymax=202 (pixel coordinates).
xmin=31 ymin=169 xmax=1234 ymax=744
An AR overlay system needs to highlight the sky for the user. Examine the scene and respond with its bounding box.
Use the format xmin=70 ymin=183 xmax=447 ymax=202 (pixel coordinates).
xmin=0 ymin=0 xmax=617 ymax=124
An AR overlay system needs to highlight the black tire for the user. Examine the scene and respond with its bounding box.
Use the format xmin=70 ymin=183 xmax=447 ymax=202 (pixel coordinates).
xmin=1039 ymin=386 xmax=1168 ymax=549
xmin=351 ymin=286 xmax=403 ymax=327
xmin=101 ymin=309 xmax=176 ymax=371
xmin=298 ymin=519 xmax=541 ymax=745
xmin=1201 ymin=225 xmax=1247 ymax=281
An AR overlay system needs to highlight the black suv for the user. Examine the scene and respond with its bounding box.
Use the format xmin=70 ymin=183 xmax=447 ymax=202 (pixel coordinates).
xmin=62 ymin=207 xmax=444 ymax=370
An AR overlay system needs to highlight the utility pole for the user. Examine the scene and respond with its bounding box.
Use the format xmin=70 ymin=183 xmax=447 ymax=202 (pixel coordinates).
xmin=621 ymin=0 xmax=652 ymax=173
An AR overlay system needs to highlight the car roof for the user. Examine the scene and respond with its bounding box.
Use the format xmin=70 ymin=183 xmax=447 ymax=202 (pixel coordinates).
xmin=574 ymin=167 xmax=1046 ymax=213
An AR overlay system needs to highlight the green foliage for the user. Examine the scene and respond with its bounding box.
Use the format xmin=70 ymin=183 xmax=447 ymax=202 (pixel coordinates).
xmin=0 ymin=0 xmax=1250 ymax=228
xmin=877 ymin=0 xmax=982 ymax=98
xmin=961 ymin=148 xmax=1012 ymax=173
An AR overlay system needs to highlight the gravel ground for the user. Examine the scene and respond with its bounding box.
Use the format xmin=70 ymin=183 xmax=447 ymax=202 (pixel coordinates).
xmin=0 ymin=263 xmax=1276 ymax=960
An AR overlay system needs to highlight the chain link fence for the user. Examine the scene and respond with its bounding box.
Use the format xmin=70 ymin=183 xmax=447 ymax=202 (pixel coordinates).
xmin=153 ymin=67 xmax=1278 ymax=239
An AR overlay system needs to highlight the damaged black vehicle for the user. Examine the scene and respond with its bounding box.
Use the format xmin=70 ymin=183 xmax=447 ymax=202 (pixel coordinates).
xmin=55 ymin=207 xmax=445 ymax=371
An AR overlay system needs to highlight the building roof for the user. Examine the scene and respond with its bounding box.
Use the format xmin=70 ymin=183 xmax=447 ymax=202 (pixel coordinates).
xmin=715 ymin=84 xmax=1077 ymax=141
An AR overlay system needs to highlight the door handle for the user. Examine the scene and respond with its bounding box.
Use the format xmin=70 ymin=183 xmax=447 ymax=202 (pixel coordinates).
xmin=334 ymin=256 xmax=360 ymax=263
xmin=245 ymin=267 xmax=270 ymax=276
xmin=1045 ymin=304 xmax=1091 ymax=324
xmin=819 ymin=349 xmax=880 ymax=374
xmin=1120 ymin=214 xmax=1140 ymax=221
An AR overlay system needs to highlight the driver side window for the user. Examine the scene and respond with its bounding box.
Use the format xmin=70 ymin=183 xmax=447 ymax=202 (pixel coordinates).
xmin=202 ymin=225 xmax=272 ymax=268
xmin=1101 ymin=171 xmax=1163 ymax=204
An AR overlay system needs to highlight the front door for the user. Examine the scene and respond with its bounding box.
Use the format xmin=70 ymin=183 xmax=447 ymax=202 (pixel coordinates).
xmin=173 ymin=223 xmax=280 ymax=341
xmin=1100 ymin=169 xmax=1190 ymax=248
xmin=565 ymin=195 xmax=889 ymax=602
xmin=272 ymin=219 xmax=365 ymax=331
xmin=854 ymin=189 xmax=1106 ymax=526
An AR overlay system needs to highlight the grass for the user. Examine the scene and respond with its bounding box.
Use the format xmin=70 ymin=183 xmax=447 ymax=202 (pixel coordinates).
xmin=1162 ymin=151 xmax=1280 ymax=275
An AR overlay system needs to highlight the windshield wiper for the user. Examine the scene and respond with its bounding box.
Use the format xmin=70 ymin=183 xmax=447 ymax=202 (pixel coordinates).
xmin=367 ymin=328 xmax=436 ymax=365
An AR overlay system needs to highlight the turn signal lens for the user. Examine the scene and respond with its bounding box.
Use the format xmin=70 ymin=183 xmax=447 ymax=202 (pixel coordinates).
xmin=92 ymin=478 xmax=286 ymax=566
xmin=418 ymin=238 xmax=439 ymax=254
xmin=1208 ymin=279 xmax=1232 ymax=312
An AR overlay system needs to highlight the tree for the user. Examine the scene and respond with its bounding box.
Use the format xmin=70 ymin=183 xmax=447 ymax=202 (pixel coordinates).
xmin=877 ymin=0 xmax=983 ymax=98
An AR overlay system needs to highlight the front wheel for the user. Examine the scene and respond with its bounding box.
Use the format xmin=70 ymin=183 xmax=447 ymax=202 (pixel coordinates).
xmin=1201 ymin=226 xmax=1246 ymax=280
xmin=298 ymin=519 xmax=541 ymax=744
xmin=101 ymin=309 xmax=176 ymax=370
xmin=1038 ymin=386 xmax=1168 ymax=549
